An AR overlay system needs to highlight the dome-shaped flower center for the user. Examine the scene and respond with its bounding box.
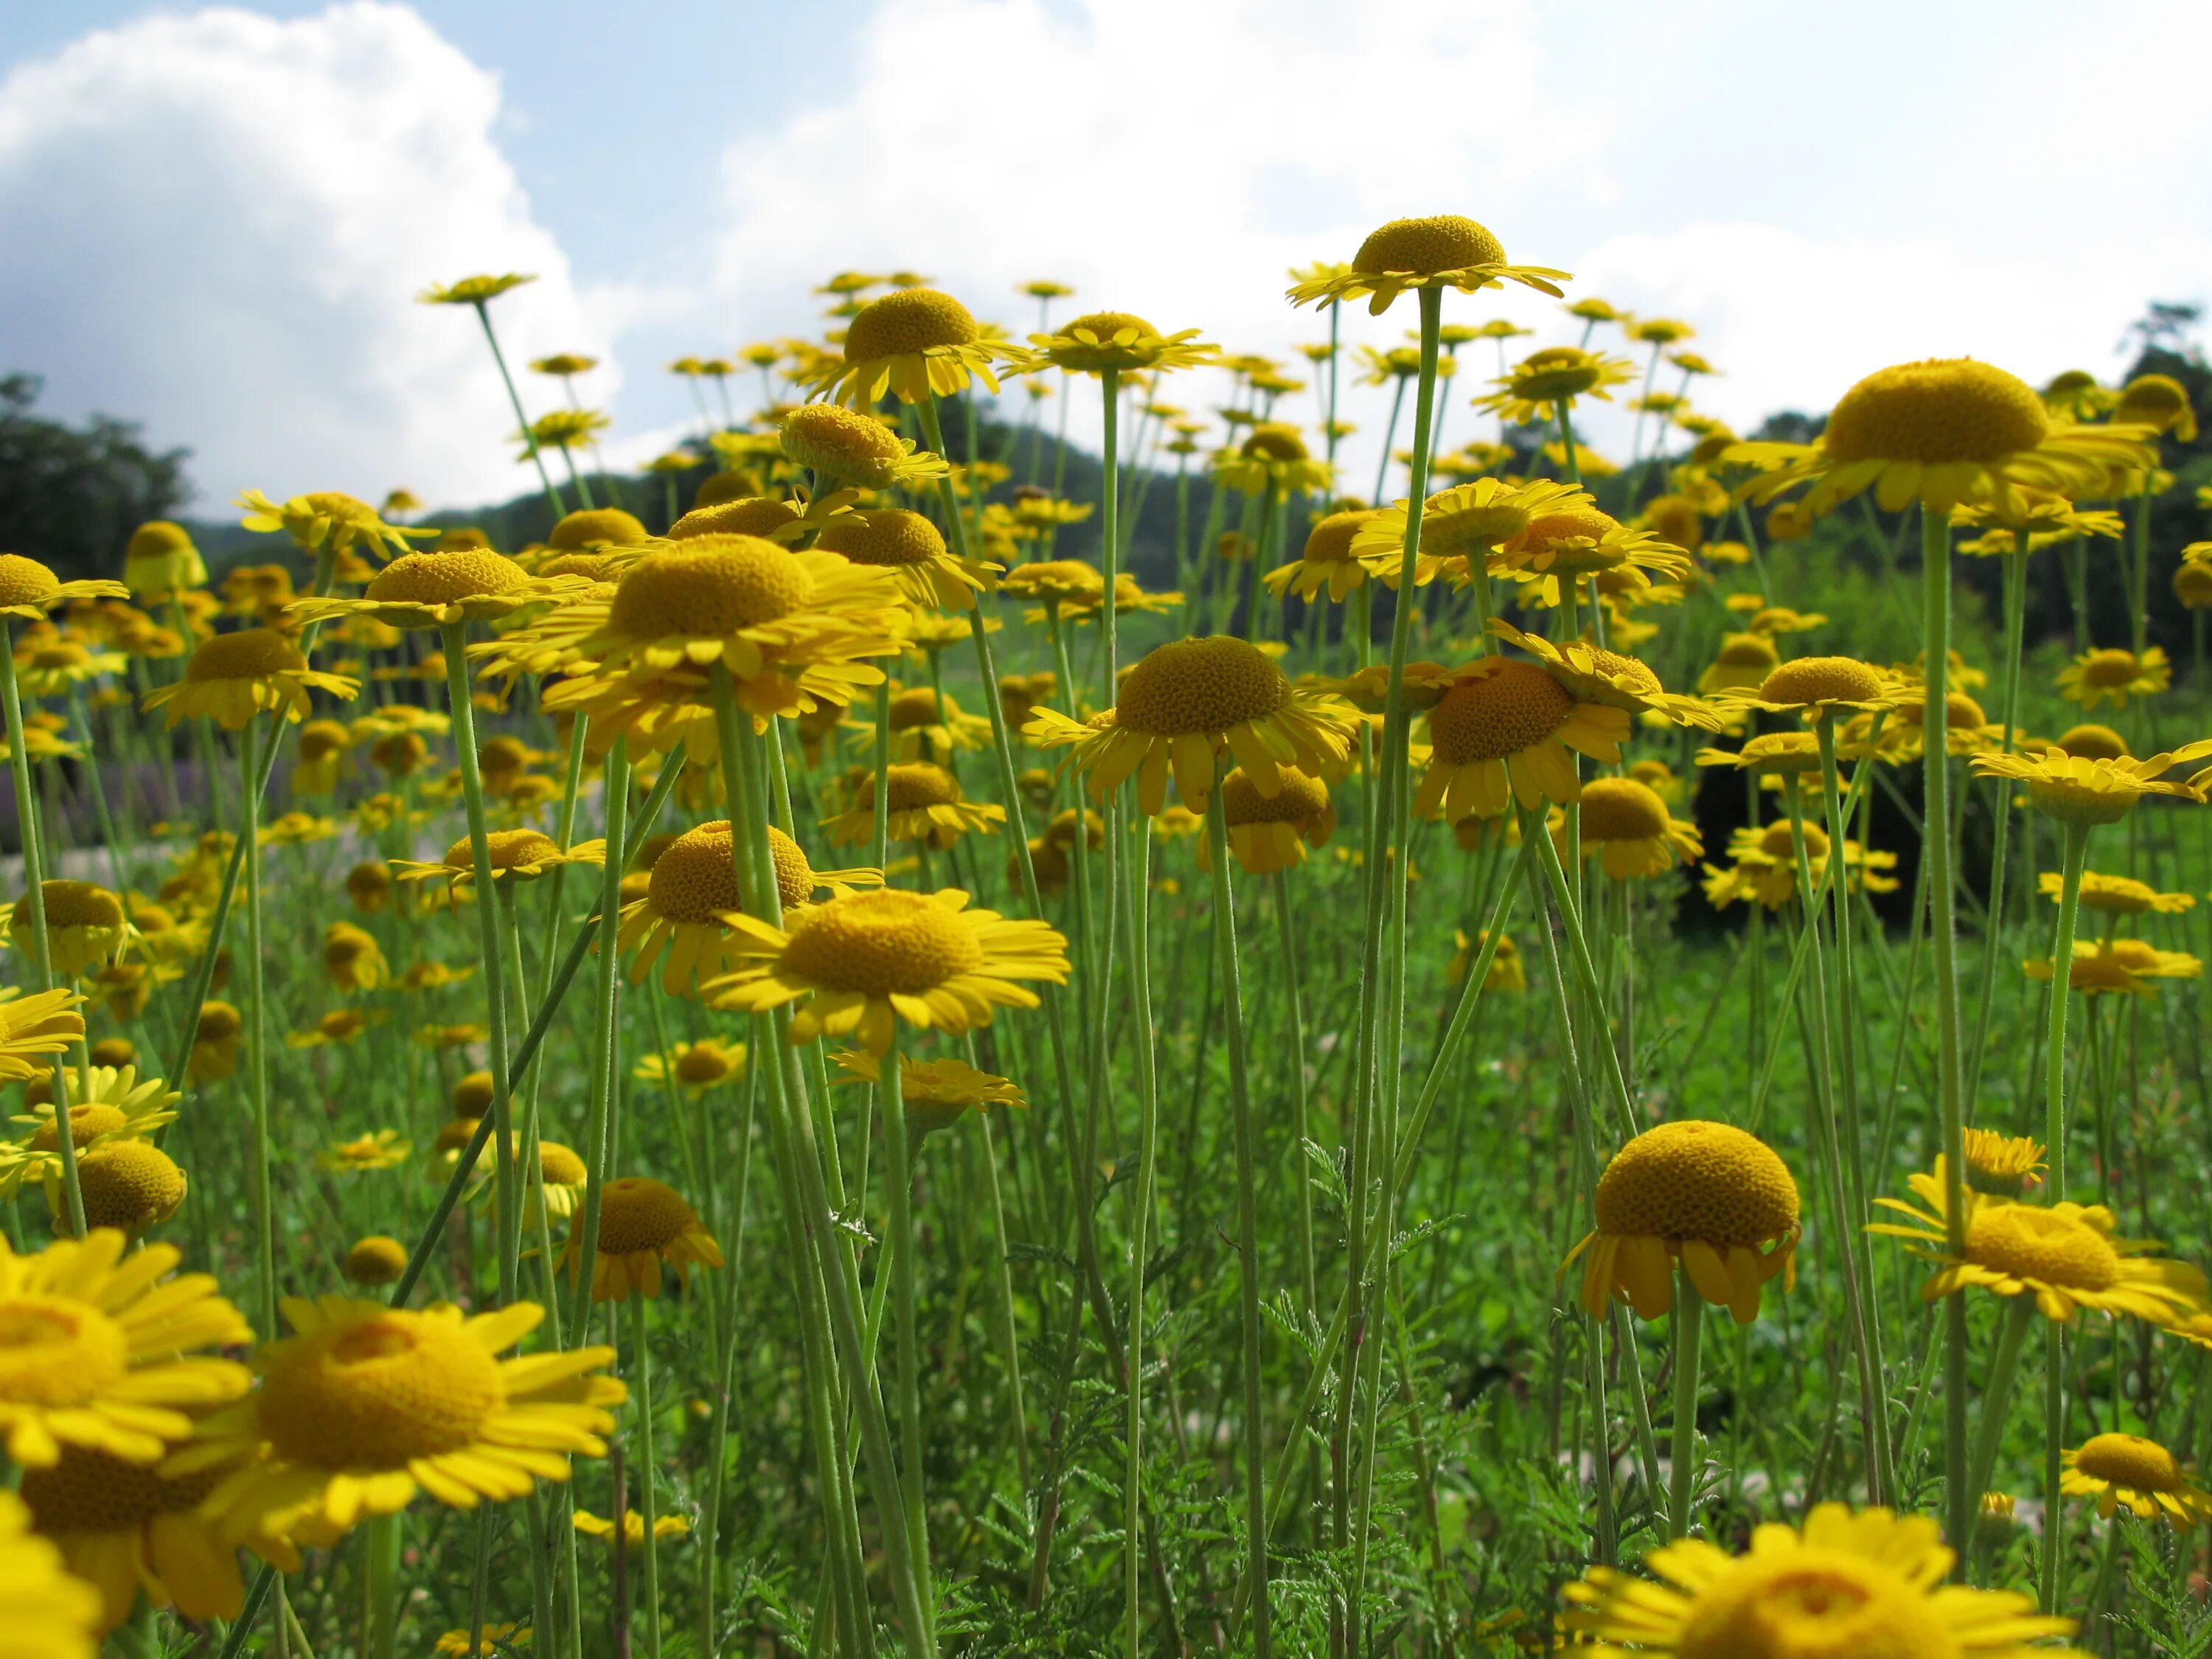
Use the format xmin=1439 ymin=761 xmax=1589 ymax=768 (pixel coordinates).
xmin=1303 ymin=511 xmax=1377 ymax=563
xmin=872 ymin=762 xmax=963 ymax=811
xmin=187 ymin=628 xmax=305 ymax=682
xmin=1241 ymin=424 xmax=1309 ymax=462
xmin=345 ymin=1237 xmax=408 ymax=1283
xmin=818 ymin=509 xmax=946 ymax=568
xmin=2077 ymin=649 xmax=2143 ymax=689
xmin=538 ymin=1141 xmax=588 ymax=1186
xmin=1008 ymin=560 xmax=1105 ymax=602
xmin=844 ymin=288 xmax=978 ymax=360
xmin=1577 ymin=778 xmax=1670 ymax=842
xmin=2115 ymin=374 xmax=2191 ymax=434
xmin=25 ymin=642 xmax=88 ymax=671
xmin=1066 ymin=310 xmax=1155 ymax=341
xmin=1509 ymin=347 xmax=1604 ymax=401
xmin=128 ymin=522 xmax=195 ymax=560
xmin=0 ymin=1297 xmax=130 ymax=1407
xmin=594 ymin=1177 xmax=698 ymax=1254
xmin=547 ymin=508 xmax=647 ymax=550
xmin=434 ymin=1119 xmax=480 ymax=1155
xmin=29 ymin=1103 xmax=129 ymax=1152
xmin=259 ymin=1310 xmax=506 ymax=1467
xmin=671 ymin=498 xmax=801 ymax=541
xmin=442 ymin=828 xmax=560 ymax=872
xmin=1966 ymin=1203 xmax=2118 ymax=1290
xmin=2108 ymin=939 xmax=2163 ymax=973
xmin=539 ymin=552 xmax=613 ymax=580
xmin=21 ymin=1444 xmax=218 ymax=1534
xmin=76 ymin=1141 xmax=185 ymax=1231
xmin=1760 ymin=657 xmax=1883 ymax=706
xmin=610 ymin=539 xmax=813 ymax=638
xmin=2177 ymin=565 xmax=2212 ymax=604
xmin=2073 ymin=1432 xmax=2183 ymax=1492
xmin=782 ymin=405 xmax=906 ymax=482
xmin=22 ymin=880 xmax=125 ymax=931
xmin=1427 ymin=661 xmax=1575 ymax=765
xmin=298 ymin=721 xmax=349 ymax=762
xmin=1643 ymin=498 xmax=1705 ymax=551
xmin=0 ymin=554 xmax=61 ymax=611
xmin=2056 ymin=723 xmax=2129 ymax=760
xmin=1427 ymin=499 xmax=1531 ymax=554
xmin=1717 ymin=636 xmax=1782 ymax=672
xmin=1672 ymin=1549 xmax=1958 ymax=1659
xmin=1823 ymin=359 xmax=2048 ymax=466
xmin=891 ymin=688 xmax=954 ymax=729
xmin=1116 ymin=637 xmax=1290 ymax=737
xmin=479 ymin=737 xmax=529 ymax=774
xmin=674 ymin=1046 xmax=736 ymax=1085
xmin=324 ymin=926 xmax=375 ymax=961
xmin=645 ymin=821 xmax=811 ymax=922
xmin=1220 ymin=768 xmax=1328 ymax=827
xmin=197 ymin=1001 xmax=242 ymax=1043
xmin=1739 ymin=734 xmax=1824 ymax=776
xmin=781 ymin=889 xmax=984 ymax=995
xmin=1593 ymin=1120 xmax=1800 ymax=1248
xmin=1353 ymin=214 xmax=1505 ymax=276
xmin=366 ymin=549 xmax=527 ymax=607
xmin=1759 ymin=821 xmax=1830 ymax=860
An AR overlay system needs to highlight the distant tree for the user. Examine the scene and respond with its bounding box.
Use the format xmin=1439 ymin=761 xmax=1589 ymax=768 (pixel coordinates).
xmin=2121 ymin=301 xmax=2204 ymax=364
xmin=0 ymin=375 xmax=190 ymax=580
xmin=1750 ymin=409 xmax=1825 ymax=445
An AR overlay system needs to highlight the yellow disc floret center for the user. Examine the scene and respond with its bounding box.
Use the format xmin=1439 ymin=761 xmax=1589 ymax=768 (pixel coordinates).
xmin=594 ymin=1177 xmax=696 ymax=1254
xmin=259 ymin=1310 xmax=505 ymax=1468
xmin=1673 ymin=1549 xmax=1959 ymax=1659
xmin=1427 ymin=661 xmax=1574 ymax=765
xmin=609 ymin=539 xmax=813 ymax=638
xmin=1759 ymin=657 xmax=1883 ymax=706
xmin=1966 ymin=1203 xmax=2118 ymax=1290
xmin=1577 ymin=778 xmax=1669 ymax=842
xmin=366 ymin=549 xmax=526 ymax=606
xmin=844 ymin=288 xmax=978 ymax=360
xmin=1116 ymin=637 xmax=1290 ymax=737
xmin=2074 ymin=1433 xmax=2183 ymax=1492
xmin=1354 ymin=215 xmax=1504 ymax=276
xmin=188 ymin=629 xmax=304 ymax=681
xmin=781 ymin=890 xmax=983 ymax=995
xmin=1593 ymin=1120 xmax=1799 ymax=1248
xmin=0 ymin=1297 xmax=131 ymax=1407
xmin=1823 ymin=358 xmax=2048 ymax=466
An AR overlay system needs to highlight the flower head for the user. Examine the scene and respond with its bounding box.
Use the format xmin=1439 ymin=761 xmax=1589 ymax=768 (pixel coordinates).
xmin=1025 ymin=311 xmax=1217 ymax=375
xmin=2062 ymin=1433 xmax=2212 ymax=1527
xmin=1571 ymin=777 xmax=1703 ymax=880
xmin=1970 ymin=741 xmax=2212 ymax=826
xmin=0 ymin=555 xmax=128 ymax=622
xmin=141 ymin=629 xmax=358 ymax=730
xmin=1413 ymin=656 xmax=1631 ymax=821
xmin=830 ymin=1048 xmax=1025 ymax=1139
xmin=235 ymin=490 xmax=428 ymax=560
xmin=1287 ymin=215 xmax=1568 ymax=316
xmin=1472 ymin=347 xmax=1636 ymax=425
xmin=561 ymin=1177 xmax=721 ymax=1302
xmin=2055 ymin=645 xmax=2168 ymax=712
xmin=813 ymin=288 xmax=1023 ymax=406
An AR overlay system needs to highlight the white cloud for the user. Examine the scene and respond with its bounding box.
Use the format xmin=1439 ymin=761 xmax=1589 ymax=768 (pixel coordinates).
xmin=0 ymin=2 xmax=608 ymax=515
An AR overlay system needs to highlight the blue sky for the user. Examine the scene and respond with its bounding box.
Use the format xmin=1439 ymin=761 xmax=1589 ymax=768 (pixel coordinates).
xmin=0 ymin=1 xmax=2205 ymax=512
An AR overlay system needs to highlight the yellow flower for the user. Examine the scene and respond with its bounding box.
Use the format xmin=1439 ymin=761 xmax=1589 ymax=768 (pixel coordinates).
xmin=1262 ymin=509 xmax=1388 ymax=602
xmin=2039 ymin=869 xmax=2194 ymax=917
xmin=392 ymin=829 xmax=605 ymax=891
xmin=617 ymin=820 xmax=875 ymax=998
xmin=1193 ymin=767 xmax=1338 ymax=876
xmin=816 ymin=508 xmax=997 ymax=611
xmin=418 ymin=273 xmax=535 ymax=307
xmin=70 ymin=1141 xmax=188 ymax=1238
xmin=187 ymin=1001 xmax=242 ymax=1084
xmin=1211 ymin=423 xmax=1333 ymax=498
xmin=1963 ymin=1129 xmax=2047 ymax=1197
xmin=2025 ymin=939 xmax=2199 ymax=996
xmin=1286 ymin=214 xmax=1568 ymax=316
xmin=1571 ymin=777 xmax=1703 ymax=880
xmin=318 ymin=1130 xmax=411 ymax=1173
xmin=1970 ymin=741 xmax=2212 ymax=826
xmin=2114 ymin=372 xmax=2199 ymax=442
xmin=1706 ymin=655 xmax=1905 ymax=723
xmin=560 ymin=1177 xmax=722 ymax=1302
xmin=1870 ymin=1160 xmax=2208 ymax=1324
xmin=342 ymin=1237 xmax=408 ymax=1287
xmin=829 ymin=1048 xmax=1026 ymax=1138
xmin=10 ymin=883 xmax=132 ymax=978
xmin=140 ymin=629 xmax=359 ymax=730
xmin=2062 ymin=1433 xmax=2212 ymax=1527
xmin=288 ymin=547 xmax=583 ymax=633
xmin=0 ymin=555 xmax=128 ymax=623
xmin=779 ymin=404 xmax=949 ymax=490
xmin=1348 ymin=477 xmax=1592 ymax=589
xmin=1412 ymin=657 xmax=1631 ymax=821
xmin=1025 ymin=636 xmax=1357 ymax=815
xmin=1492 ymin=506 xmax=1690 ymax=610
xmin=0 ymin=1491 xmax=102 ymax=1658
xmin=824 ymin=762 xmax=1005 ymax=850
xmin=434 ymin=1624 xmax=529 ymax=1658
xmin=12 ymin=637 xmax=127 ymax=698
xmin=177 ymin=1297 xmax=622 ymax=1554
xmin=1564 ymin=1120 xmax=1800 ymax=1324
xmin=1471 ymin=346 xmax=1636 ymax=426
xmin=234 ymin=490 xmax=428 ymax=559
xmin=1564 ymin=1502 xmax=2079 ymax=1656
xmin=122 ymin=521 xmax=207 ymax=598
xmin=574 ymin=1509 xmax=691 ymax=1546
xmin=21 ymin=1440 xmax=246 ymax=1630
xmin=633 ymin=1039 xmax=747 ymax=1095
xmin=812 ymin=288 xmax=1025 ymax=406
xmin=2054 ymin=644 xmax=2169 ymax=712
xmin=707 ymin=887 xmax=1069 ymax=1056
xmin=0 ymin=988 xmax=85 ymax=1079
xmin=1486 ymin=622 xmax=1721 ymax=730
xmin=0 ymin=1231 xmax=251 ymax=1468
xmin=1024 ymin=311 xmax=1217 ymax=375
xmin=1445 ymin=930 xmax=1524 ymax=992
xmin=1728 ymin=358 xmax=2155 ymax=517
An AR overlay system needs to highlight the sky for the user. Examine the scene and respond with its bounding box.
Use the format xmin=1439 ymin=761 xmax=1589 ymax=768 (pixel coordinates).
xmin=0 ymin=0 xmax=2207 ymax=517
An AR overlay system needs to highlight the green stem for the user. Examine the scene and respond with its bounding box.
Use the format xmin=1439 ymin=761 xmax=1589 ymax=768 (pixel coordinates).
xmin=476 ymin=300 xmax=567 ymax=521
xmin=1669 ymin=1268 xmax=1705 ymax=1539
xmin=240 ymin=714 xmax=276 ymax=1334
xmin=1122 ymin=801 xmax=1159 ymax=1658
xmin=879 ymin=1033 xmax=935 ymax=1629
xmin=628 ymin=1292 xmax=664 ymax=1659
xmin=1966 ymin=1298 xmax=2037 ymax=1557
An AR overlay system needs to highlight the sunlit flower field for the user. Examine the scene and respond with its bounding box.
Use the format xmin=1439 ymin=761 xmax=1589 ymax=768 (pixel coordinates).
xmin=4 ymin=212 xmax=2212 ymax=1658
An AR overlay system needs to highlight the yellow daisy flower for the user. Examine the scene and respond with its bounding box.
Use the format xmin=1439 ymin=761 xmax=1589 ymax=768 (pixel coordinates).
xmin=2055 ymin=645 xmax=2169 ymax=712
xmin=1024 ymin=311 xmax=1217 ymax=375
xmin=2062 ymin=1433 xmax=2212 ymax=1527
xmin=561 ymin=1177 xmax=722 ymax=1303
xmin=235 ymin=489 xmax=428 ymax=560
xmin=1728 ymin=357 xmax=2155 ymax=517
xmin=779 ymin=404 xmax=949 ymax=491
xmin=2039 ymin=869 xmax=2194 ymax=917
xmin=0 ymin=1231 xmax=251 ymax=1467
xmin=1211 ymin=423 xmax=1333 ymax=498
xmin=811 ymin=288 xmax=1025 ymax=407
xmin=1869 ymin=1161 xmax=2208 ymax=1324
xmin=1025 ymin=636 xmax=1357 ymax=815
xmin=633 ymin=1039 xmax=747 ymax=1096
xmin=1285 ymin=214 xmax=1568 ymax=316
xmin=318 ymin=1130 xmax=411 ymax=1173
xmin=574 ymin=1509 xmax=692 ymax=1546
xmin=1470 ymin=346 xmax=1636 ymax=426
xmin=1564 ymin=1120 xmax=1800 ymax=1325
xmin=0 ymin=987 xmax=85 ymax=1079
xmin=1194 ymin=766 xmax=1338 ymax=876
xmin=1571 ymin=777 xmax=1703 ymax=880
xmin=1969 ymin=741 xmax=2212 ymax=826
xmin=69 ymin=1141 xmax=188 ymax=1239
xmin=1705 ymin=655 xmax=1906 ymax=724
xmin=0 ymin=555 xmax=128 ymax=624
xmin=823 ymin=762 xmax=1004 ymax=850
xmin=1347 ymin=477 xmax=1592 ymax=589
xmin=1489 ymin=506 xmax=1690 ymax=610
xmin=706 ymin=887 xmax=1069 ymax=1056
xmin=1486 ymin=622 xmax=1722 ymax=730
xmin=341 ymin=1237 xmax=408 ymax=1287
xmin=1262 ymin=509 xmax=1388 ymax=602
xmin=830 ymin=1048 xmax=1026 ymax=1139
xmin=1445 ymin=929 xmax=1524 ymax=992
xmin=122 ymin=521 xmax=206 ymax=599
xmin=21 ymin=1440 xmax=246 ymax=1630
xmin=392 ymin=828 xmax=605 ymax=891
xmin=177 ymin=1296 xmax=623 ymax=1554
xmin=140 ymin=628 xmax=359 ymax=730
xmin=1412 ymin=656 xmax=1631 ymax=821
xmin=816 ymin=508 xmax=997 ymax=611
xmin=1564 ymin=1502 xmax=2079 ymax=1656
xmin=0 ymin=1491 xmax=102 ymax=1658
xmin=10 ymin=883 xmax=132 ymax=979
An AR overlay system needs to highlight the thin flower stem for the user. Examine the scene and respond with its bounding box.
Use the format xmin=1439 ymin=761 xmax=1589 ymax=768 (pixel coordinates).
xmin=2038 ymin=818 xmax=2091 ymax=1615
xmin=1966 ymin=549 xmax=2030 ymax=1105
xmin=1920 ymin=507 xmax=1974 ymax=1567
xmin=0 ymin=625 xmax=82 ymax=1235
xmin=442 ymin=622 xmax=522 ymax=1305
xmin=698 ymin=1060 xmax=759 ymax=1659
xmin=476 ymin=300 xmax=567 ymax=521
xmin=240 ymin=714 xmax=278 ymax=1335
xmin=879 ymin=1032 xmax=936 ymax=1627
xmin=1270 ymin=867 xmax=1317 ymax=1321
xmin=628 ymin=1291 xmax=665 ymax=1659
xmin=1121 ymin=800 xmax=1160 ymax=1658
xmin=1965 ymin=1297 xmax=2037 ymax=1551
xmin=1669 ymin=1267 xmax=1705 ymax=1539
xmin=1204 ymin=798 xmax=1272 ymax=1659
xmin=570 ymin=732 xmax=630 ymax=1343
